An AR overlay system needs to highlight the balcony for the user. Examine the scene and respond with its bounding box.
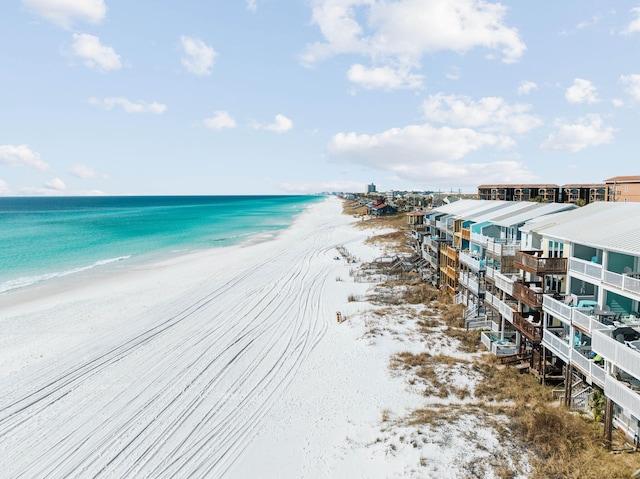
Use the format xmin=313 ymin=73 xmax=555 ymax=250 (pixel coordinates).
xmin=604 ymin=374 xmax=640 ymax=420
xmin=543 ymin=329 xmax=570 ymax=360
xmin=515 ymin=251 xmax=567 ymax=276
xmin=512 ymin=282 xmax=544 ymax=308
xmin=470 ymin=232 xmax=489 ymax=247
xmin=603 ymin=270 xmax=640 ymax=296
xmin=543 ymin=295 xmax=572 ymax=324
xmin=486 ymin=241 xmax=519 ymax=258
xmin=592 ymin=329 xmax=640 ymax=379
xmin=458 ymin=273 xmax=481 ymax=296
xmin=494 ymin=272 xmax=519 ymax=296
xmin=444 ymin=246 xmax=459 ymax=261
xmin=481 ymin=331 xmax=518 ymax=357
xmin=461 ymin=228 xmax=471 ymax=241
xmin=513 ymin=312 xmax=543 ymax=342
xmin=571 ymin=350 xmax=605 ymax=388
xmin=458 ymin=251 xmax=485 ymax=272
xmin=569 ymin=257 xmax=602 ymax=282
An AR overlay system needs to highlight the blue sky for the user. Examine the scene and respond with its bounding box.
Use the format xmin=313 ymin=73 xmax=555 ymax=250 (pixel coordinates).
xmin=1 ymin=0 xmax=640 ymax=196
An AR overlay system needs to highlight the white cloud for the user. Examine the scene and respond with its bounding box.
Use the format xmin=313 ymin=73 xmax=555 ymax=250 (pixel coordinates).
xmin=421 ymin=93 xmax=542 ymax=134
xmin=621 ymin=73 xmax=640 ymax=101
xmin=69 ymin=164 xmax=108 ymax=179
xmin=622 ymin=7 xmax=640 ymax=35
xmin=302 ymin=0 xmax=526 ymax=70
xmin=278 ymin=179 xmax=370 ymax=194
xmin=203 ymin=111 xmax=237 ymax=130
xmin=326 ymin=122 xmax=532 ymax=187
xmin=22 ymin=0 xmax=106 ymax=28
xmin=347 ymin=64 xmax=424 ymax=90
xmin=0 ymin=179 xmax=11 ymax=195
xmin=44 ymin=177 xmax=66 ymax=191
xmin=517 ymin=80 xmax=538 ymax=95
xmin=0 ymin=144 xmax=49 ymax=170
xmin=180 ymin=36 xmax=217 ymax=76
xmin=255 ymin=114 xmax=293 ymax=133
xmin=565 ymin=78 xmax=599 ymax=104
xmin=246 ymin=0 xmax=257 ymax=12
xmin=540 ymin=114 xmax=615 ymax=153
xmin=89 ymin=97 xmax=167 ymax=114
xmin=71 ymin=33 xmax=121 ymax=72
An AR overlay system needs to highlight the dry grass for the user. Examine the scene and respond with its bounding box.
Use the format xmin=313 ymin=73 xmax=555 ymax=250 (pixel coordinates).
xmin=446 ymin=327 xmax=481 ymax=353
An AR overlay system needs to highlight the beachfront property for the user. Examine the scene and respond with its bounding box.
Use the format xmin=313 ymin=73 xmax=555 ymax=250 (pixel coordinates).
xmin=477 ymin=183 xmax=609 ymax=205
xmin=605 ymin=176 xmax=640 ymax=203
xmin=419 ymin=198 xmax=640 ymax=444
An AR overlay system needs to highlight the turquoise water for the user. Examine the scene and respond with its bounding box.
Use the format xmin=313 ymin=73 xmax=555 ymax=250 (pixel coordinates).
xmin=0 ymin=195 xmax=321 ymax=293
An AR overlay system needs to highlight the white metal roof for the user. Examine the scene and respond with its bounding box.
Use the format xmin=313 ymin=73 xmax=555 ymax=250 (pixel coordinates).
xmin=490 ymin=202 xmax=578 ymax=227
xmin=534 ymin=202 xmax=640 ymax=255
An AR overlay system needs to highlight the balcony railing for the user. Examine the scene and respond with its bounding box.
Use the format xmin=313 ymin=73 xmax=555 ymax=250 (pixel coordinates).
xmin=515 ymin=251 xmax=568 ymax=275
xmin=543 ymin=295 xmax=572 ymax=324
xmin=569 ymin=257 xmax=602 ymax=281
xmin=603 ymin=271 xmax=640 ymax=295
xmin=494 ymin=272 xmax=518 ymax=296
xmin=592 ymin=329 xmax=640 ymax=379
xmin=458 ymin=273 xmax=480 ymax=296
xmin=543 ymin=329 xmax=570 ymax=360
xmin=513 ymin=313 xmax=543 ymax=342
xmin=470 ymin=232 xmax=489 ymax=247
xmin=461 ymin=229 xmax=471 ymax=241
xmin=605 ymin=374 xmax=640 ymax=420
xmin=486 ymin=241 xmax=518 ymax=257
xmin=486 ymin=266 xmax=495 ymax=280
xmin=481 ymin=331 xmax=518 ymax=357
xmin=571 ymin=350 xmax=606 ymax=388
xmin=458 ymin=251 xmax=485 ymax=271
xmin=512 ymin=282 xmax=544 ymax=308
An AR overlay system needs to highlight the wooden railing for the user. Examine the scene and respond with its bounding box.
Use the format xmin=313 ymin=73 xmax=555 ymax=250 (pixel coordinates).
xmin=515 ymin=251 xmax=567 ymax=275
xmin=512 ymin=282 xmax=544 ymax=308
xmin=513 ymin=312 xmax=543 ymax=342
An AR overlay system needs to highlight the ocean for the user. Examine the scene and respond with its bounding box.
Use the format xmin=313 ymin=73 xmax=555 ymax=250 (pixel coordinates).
xmin=0 ymin=195 xmax=322 ymax=294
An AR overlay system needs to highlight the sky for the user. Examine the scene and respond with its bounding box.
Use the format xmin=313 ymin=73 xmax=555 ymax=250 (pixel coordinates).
xmin=2 ymin=0 xmax=640 ymax=196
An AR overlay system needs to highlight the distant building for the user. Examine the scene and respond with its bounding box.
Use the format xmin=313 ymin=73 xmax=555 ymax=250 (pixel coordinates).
xmin=367 ymin=183 xmax=377 ymax=194
xmin=478 ymin=183 xmax=607 ymax=204
xmin=604 ymin=176 xmax=640 ymax=202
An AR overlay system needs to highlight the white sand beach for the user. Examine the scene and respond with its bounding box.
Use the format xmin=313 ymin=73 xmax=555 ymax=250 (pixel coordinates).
xmin=0 ymin=196 xmax=528 ymax=478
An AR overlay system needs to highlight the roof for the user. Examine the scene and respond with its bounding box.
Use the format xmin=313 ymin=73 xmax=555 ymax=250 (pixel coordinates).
xmin=431 ymin=199 xmax=509 ymax=217
xmin=490 ymin=202 xmax=578 ymax=227
xmin=603 ymin=176 xmax=640 ymax=183
xmin=530 ymin=202 xmax=640 ymax=255
xmin=561 ymin=183 xmax=606 ymax=188
xmin=407 ymin=210 xmax=426 ymax=216
xmin=477 ymin=184 xmax=560 ymax=189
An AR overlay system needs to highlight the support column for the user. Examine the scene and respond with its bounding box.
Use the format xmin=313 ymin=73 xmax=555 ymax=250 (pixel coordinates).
xmin=603 ymin=397 xmax=614 ymax=450
xmin=563 ymin=363 xmax=572 ymax=407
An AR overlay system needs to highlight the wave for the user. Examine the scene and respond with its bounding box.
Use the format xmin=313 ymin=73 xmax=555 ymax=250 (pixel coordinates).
xmin=0 ymin=256 xmax=132 ymax=294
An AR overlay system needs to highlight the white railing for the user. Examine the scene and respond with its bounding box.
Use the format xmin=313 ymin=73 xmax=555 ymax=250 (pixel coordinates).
xmin=571 ymin=351 xmax=605 ymax=388
xmin=459 ymin=251 xmax=484 ymax=271
xmin=569 ymin=257 xmax=603 ymax=281
xmin=458 ymin=273 xmax=479 ymax=295
xmin=494 ymin=272 xmax=516 ymax=296
xmin=486 ymin=241 xmax=518 ymax=257
xmin=605 ymin=375 xmax=640 ymax=420
xmin=481 ymin=331 xmax=492 ymax=350
xmin=485 ymin=291 xmax=496 ymax=307
xmin=491 ymin=320 xmax=500 ymax=332
xmin=572 ymin=308 xmax=593 ymax=331
xmin=470 ymin=232 xmax=489 ymax=246
xmin=486 ymin=266 xmax=495 ymax=280
xmin=497 ymin=298 xmax=516 ymax=323
xmin=603 ymin=271 xmax=640 ymax=295
xmin=435 ymin=220 xmax=445 ymax=230
xmin=592 ymin=330 xmax=640 ymax=379
xmin=542 ymin=295 xmax=572 ymax=325
xmin=543 ymin=329 xmax=570 ymax=360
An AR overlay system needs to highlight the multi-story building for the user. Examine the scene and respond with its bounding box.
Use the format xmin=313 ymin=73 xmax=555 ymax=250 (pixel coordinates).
xmin=478 ymin=183 xmax=608 ymax=204
xmin=519 ymin=202 xmax=640 ymax=443
xmin=604 ymin=176 xmax=640 ymax=202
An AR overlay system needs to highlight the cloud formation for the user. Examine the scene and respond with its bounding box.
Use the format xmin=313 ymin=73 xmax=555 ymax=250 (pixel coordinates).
xmin=180 ymin=36 xmax=217 ymax=76
xmin=347 ymin=64 xmax=424 ymax=90
xmin=254 ymin=114 xmax=293 ymax=133
xmin=327 ymin=122 xmax=534 ymax=187
xmin=44 ymin=177 xmax=66 ymax=191
xmin=565 ymin=78 xmax=599 ymax=104
xmin=89 ymin=97 xmax=167 ymax=114
xmin=69 ymin=164 xmax=108 ymax=179
xmin=71 ymin=33 xmax=121 ymax=72
xmin=0 ymin=179 xmax=10 ymax=195
xmin=22 ymin=0 xmax=106 ymax=28
xmin=203 ymin=111 xmax=237 ymax=130
xmin=246 ymin=0 xmax=257 ymax=12
xmin=622 ymin=7 xmax=640 ymax=35
xmin=540 ymin=114 xmax=615 ymax=152
xmin=0 ymin=144 xmax=49 ymax=170
xmin=421 ymin=93 xmax=542 ymax=134
xmin=303 ymin=0 xmax=525 ymax=90
xmin=620 ymin=74 xmax=640 ymax=101
xmin=517 ymin=80 xmax=538 ymax=95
